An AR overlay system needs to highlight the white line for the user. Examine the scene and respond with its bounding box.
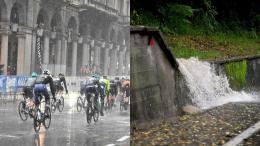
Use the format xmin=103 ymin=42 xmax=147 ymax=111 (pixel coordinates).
xmin=223 ymin=121 xmax=260 ymax=146
xmin=117 ymin=121 xmax=129 ymax=124
xmin=105 ymin=144 xmax=115 ymax=146
xmin=0 ymin=134 xmax=18 ymax=138
xmin=0 ymin=109 xmax=8 ymax=111
xmin=116 ymin=136 xmax=130 ymax=142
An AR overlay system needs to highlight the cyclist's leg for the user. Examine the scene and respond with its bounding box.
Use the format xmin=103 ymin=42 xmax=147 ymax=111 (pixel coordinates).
xmin=85 ymin=87 xmax=91 ymax=104
xmin=33 ymin=85 xmax=43 ymax=109
xmin=100 ymin=94 xmax=104 ymax=115
xmin=42 ymin=87 xmax=50 ymax=105
xmin=33 ymin=90 xmax=40 ymax=109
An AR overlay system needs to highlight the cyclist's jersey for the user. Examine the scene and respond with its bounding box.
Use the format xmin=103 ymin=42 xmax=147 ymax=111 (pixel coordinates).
xmin=53 ymin=76 xmax=68 ymax=92
xmin=24 ymin=78 xmax=36 ymax=87
xmin=34 ymin=75 xmax=55 ymax=98
xmin=100 ymin=78 xmax=110 ymax=92
xmin=110 ymin=82 xmax=117 ymax=94
xmin=125 ymin=86 xmax=130 ymax=97
xmin=98 ymin=79 xmax=107 ymax=96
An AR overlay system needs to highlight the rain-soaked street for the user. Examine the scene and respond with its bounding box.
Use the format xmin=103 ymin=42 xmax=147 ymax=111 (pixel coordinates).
xmin=0 ymin=93 xmax=130 ymax=146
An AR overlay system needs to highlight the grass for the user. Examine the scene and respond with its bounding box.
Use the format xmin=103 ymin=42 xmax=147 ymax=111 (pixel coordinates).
xmin=165 ymin=33 xmax=260 ymax=60
xmin=224 ymin=60 xmax=247 ymax=89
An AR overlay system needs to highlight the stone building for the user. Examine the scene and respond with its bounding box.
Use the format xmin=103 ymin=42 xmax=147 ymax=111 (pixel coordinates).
xmin=0 ymin=0 xmax=130 ymax=76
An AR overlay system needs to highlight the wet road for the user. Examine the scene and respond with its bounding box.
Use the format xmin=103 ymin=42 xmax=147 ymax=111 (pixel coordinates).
xmin=0 ymin=93 xmax=130 ymax=146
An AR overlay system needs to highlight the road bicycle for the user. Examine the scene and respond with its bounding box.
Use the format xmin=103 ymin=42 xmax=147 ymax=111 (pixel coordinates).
xmin=18 ymin=94 xmax=35 ymax=121
xmin=50 ymin=91 xmax=64 ymax=113
xmin=119 ymin=93 xmax=129 ymax=111
xmin=33 ymin=95 xmax=51 ymax=133
xmin=86 ymin=93 xmax=100 ymax=124
xmin=76 ymin=95 xmax=87 ymax=112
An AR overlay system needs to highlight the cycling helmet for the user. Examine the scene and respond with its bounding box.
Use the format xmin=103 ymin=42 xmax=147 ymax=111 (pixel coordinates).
xmin=110 ymin=80 xmax=115 ymax=83
xmin=31 ymin=72 xmax=38 ymax=77
xmin=58 ymin=73 xmax=64 ymax=77
xmin=42 ymin=70 xmax=51 ymax=75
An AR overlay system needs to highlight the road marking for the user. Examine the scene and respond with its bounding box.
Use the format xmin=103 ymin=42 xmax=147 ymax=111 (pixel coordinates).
xmin=117 ymin=121 xmax=129 ymax=124
xmin=223 ymin=121 xmax=260 ymax=146
xmin=105 ymin=144 xmax=115 ymax=146
xmin=116 ymin=136 xmax=130 ymax=142
xmin=0 ymin=134 xmax=18 ymax=138
xmin=0 ymin=109 xmax=8 ymax=111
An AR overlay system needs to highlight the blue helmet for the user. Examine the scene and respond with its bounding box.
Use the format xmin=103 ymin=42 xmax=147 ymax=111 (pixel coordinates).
xmin=31 ymin=72 xmax=38 ymax=77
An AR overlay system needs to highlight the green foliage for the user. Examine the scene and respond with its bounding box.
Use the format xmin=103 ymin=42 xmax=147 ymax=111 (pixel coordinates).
xmin=130 ymin=10 xmax=160 ymax=27
xmin=224 ymin=60 xmax=247 ymax=89
xmin=193 ymin=0 xmax=219 ymax=33
xmin=159 ymin=4 xmax=194 ymax=33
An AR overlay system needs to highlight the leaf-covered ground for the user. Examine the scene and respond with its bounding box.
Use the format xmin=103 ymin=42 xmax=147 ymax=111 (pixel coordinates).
xmin=131 ymin=103 xmax=260 ymax=146
xmin=165 ymin=34 xmax=260 ymax=60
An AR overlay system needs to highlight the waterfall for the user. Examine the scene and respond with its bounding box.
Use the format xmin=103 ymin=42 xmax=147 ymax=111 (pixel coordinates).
xmin=177 ymin=57 xmax=258 ymax=109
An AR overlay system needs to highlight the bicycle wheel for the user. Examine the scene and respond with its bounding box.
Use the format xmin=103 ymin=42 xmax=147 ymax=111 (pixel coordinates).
xmin=18 ymin=101 xmax=28 ymax=121
xmin=51 ymin=99 xmax=56 ymax=113
xmin=76 ymin=96 xmax=83 ymax=112
xmin=33 ymin=109 xmax=41 ymax=132
xmin=58 ymin=96 xmax=64 ymax=112
xmin=86 ymin=106 xmax=92 ymax=124
xmin=120 ymin=101 xmax=124 ymax=111
xmin=43 ymin=107 xmax=51 ymax=129
xmin=93 ymin=104 xmax=99 ymax=122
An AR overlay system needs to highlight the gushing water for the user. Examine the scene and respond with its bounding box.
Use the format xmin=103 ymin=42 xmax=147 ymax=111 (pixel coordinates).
xmin=177 ymin=57 xmax=258 ymax=109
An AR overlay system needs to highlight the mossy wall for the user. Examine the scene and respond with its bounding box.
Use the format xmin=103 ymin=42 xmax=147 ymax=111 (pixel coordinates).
xmin=224 ymin=60 xmax=247 ymax=89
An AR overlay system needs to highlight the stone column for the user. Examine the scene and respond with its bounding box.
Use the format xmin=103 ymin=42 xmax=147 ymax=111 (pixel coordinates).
xmin=0 ymin=33 xmax=8 ymax=74
xmin=43 ymin=35 xmax=49 ymax=65
xmin=72 ymin=41 xmax=78 ymax=76
xmin=16 ymin=34 xmax=26 ymax=75
xmin=118 ymin=46 xmax=126 ymax=76
xmin=61 ymin=37 xmax=67 ymax=74
xmin=126 ymin=50 xmax=130 ymax=75
xmin=114 ymin=45 xmax=120 ymax=75
xmin=56 ymin=39 xmax=62 ymax=64
xmin=31 ymin=32 xmax=36 ymax=73
xmin=104 ymin=43 xmax=112 ymax=75
xmin=94 ymin=40 xmax=101 ymax=73
xmin=56 ymin=39 xmax=62 ymax=74
xmin=82 ymin=39 xmax=90 ymax=66
xmin=109 ymin=45 xmax=118 ymax=76
xmin=98 ymin=41 xmax=106 ymax=74
xmin=24 ymin=32 xmax=32 ymax=75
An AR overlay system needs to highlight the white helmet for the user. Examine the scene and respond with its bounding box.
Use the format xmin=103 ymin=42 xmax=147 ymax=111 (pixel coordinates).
xmin=42 ymin=70 xmax=51 ymax=75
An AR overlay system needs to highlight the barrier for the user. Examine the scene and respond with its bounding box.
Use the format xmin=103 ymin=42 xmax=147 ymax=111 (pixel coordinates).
xmin=0 ymin=75 xmax=30 ymax=93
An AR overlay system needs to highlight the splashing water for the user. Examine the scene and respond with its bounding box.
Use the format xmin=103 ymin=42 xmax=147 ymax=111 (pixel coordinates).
xmin=177 ymin=57 xmax=258 ymax=109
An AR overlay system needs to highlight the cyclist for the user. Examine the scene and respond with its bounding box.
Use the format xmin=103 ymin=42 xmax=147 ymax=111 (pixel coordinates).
xmin=53 ymin=73 xmax=68 ymax=94
xmin=123 ymin=84 xmax=130 ymax=110
xmin=121 ymin=79 xmax=130 ymax=109
xmin=109 ymin=80 xmax=117 ymax=106
xmin=114 ymin=77 xmax=121 ymax=93
xmin=101 ymin=76 xmax=110 ymax=107
xmin=84 ymin=75 xmax=99 ymax=110
xmin=23 ymin=72 xmax=38 ymax=99
xmin=99 ymin=76 xmax=109 ymax=116
xmin=33 ymin=70 xmax=56 ymax=108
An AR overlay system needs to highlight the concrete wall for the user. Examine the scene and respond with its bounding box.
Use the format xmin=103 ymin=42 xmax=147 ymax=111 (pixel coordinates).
xmin=130 ymin=27 xmax=191 ymax=123
xmin=212 ymin=56 xmax=260 ymax=91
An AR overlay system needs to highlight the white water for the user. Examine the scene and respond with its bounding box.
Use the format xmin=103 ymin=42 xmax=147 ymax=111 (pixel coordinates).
xmin=177 ymin=57 xmax=259 ymax=109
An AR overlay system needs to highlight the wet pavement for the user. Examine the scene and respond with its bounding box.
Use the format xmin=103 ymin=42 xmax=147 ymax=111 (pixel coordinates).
xmin=0 ymin=93 xmax=130 ymax=146
xmin=131 ymin=102 xmax=260 ymax=146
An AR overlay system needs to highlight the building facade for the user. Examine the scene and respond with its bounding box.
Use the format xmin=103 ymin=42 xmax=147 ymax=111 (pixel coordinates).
xmin=0 ymin=0 xmax=130 ymax=76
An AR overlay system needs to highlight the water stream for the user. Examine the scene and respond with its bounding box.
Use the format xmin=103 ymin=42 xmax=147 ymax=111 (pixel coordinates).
xmin=177 ymin=57 xmax=259 ymax=109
